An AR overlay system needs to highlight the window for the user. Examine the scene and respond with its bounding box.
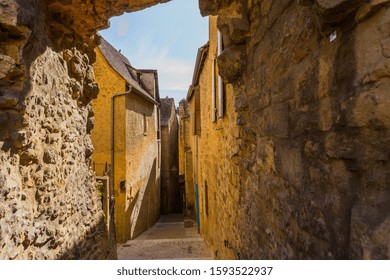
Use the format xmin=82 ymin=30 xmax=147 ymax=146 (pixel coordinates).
xmin=212 ymin=30 xmax=225 ymax=123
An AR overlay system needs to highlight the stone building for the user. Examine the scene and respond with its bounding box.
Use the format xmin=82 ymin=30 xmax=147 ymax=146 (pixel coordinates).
xmin=181 ymin=42 xmax=209 ymax=229
xmin=181 ymin=16 xmax=239 ymax=243
xmin=0 ymin=0 xmax=389 ymax=260
xmin=92 ymin=38 xmax=161 ymax=243
xmin=182 ymin=5 xmax=390 ymax=260
xmin=160 ymin=98 xmax=181 ymax=214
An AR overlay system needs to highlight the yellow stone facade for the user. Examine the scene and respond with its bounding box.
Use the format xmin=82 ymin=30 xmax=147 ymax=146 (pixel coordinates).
xmin=182 ymin=16 xmax=239 ymax=258
xmin=92 ymin=40 xmax=161 ymax=244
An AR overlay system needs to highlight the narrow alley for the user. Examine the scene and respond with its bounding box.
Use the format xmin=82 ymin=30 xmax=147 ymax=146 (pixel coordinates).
xmin=0 ymin=0 xmax=389 ymax=262
xmin=117 ymin=214 xmax=212 ymax=260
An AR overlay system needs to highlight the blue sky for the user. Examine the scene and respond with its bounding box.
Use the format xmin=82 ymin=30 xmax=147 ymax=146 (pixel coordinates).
xmin=99 ymin=0 xmax=208 ymax=105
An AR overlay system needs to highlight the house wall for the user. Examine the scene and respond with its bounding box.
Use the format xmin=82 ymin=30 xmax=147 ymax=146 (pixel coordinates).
xmin=168 ymin=113 xmax=180 ymax=213
xmin=179 ymin=101 xmax=196 ymax=223
xmin=92 ymin=49 xmax=161 ymax=243
xmin=161 ymin=102 xmax=180 ymax=214
xmin=112 ymin=94 xmax=127 ymax=243
xmin=193 ymin=1 xmax=390 ymax=259
xmin=1 ymin=0 xmax=389 ymax=260
xmin=91 ymin=48 xmax=127 ymax=174
xmin=125 ymin=94 xmax=160 ymax=240
xmin=178 ymin=101 xmax=186 ymax=176
xmin=183 ymin=16 xmax=239 ymax=256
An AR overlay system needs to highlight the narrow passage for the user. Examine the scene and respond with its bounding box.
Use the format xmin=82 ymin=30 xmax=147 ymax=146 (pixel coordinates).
xmin=117 ymin=214 xmax=212 ymax=260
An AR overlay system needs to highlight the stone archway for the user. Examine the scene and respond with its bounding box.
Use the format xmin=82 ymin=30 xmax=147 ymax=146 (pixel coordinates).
xmin=1 ymin=0 xmax=389 ymax=260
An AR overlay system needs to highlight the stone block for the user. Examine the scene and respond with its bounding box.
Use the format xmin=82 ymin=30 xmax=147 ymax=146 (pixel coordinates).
xmin=229 ymin=18 xmax=250 ymax=44
xmin=324 ymin=132 xmax=360 ymax=159
xmin=259 ymin=104 xmax=289 ymax=139
xmin=275 ymin=145 xmax=303 ymax=187
xmin=356 ymin=0 xmax=390 ymax=22
xmin=217 ymin=45 xmax=246 ymax=83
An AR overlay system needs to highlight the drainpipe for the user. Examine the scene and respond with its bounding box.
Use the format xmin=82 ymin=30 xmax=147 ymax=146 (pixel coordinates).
xmin=111 ymin=90 xmax=131 ymax=199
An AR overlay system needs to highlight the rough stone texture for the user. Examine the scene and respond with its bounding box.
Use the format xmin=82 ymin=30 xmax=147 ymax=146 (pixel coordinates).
xmin=193 ymin=0 xmax=390 ymax=259
xmin=0 ymin=0 xmax=116 ymax=259
xmin=1 ymin=0 xmax=389 ymax=260
xmin=179 ymin=100 xmax=196 ymax=223
xmin=0 ymin=0 xmax=169 ymax=260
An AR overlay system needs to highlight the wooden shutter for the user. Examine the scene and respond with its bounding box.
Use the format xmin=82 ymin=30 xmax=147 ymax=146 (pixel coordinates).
xmin=211 ymin=56 xmax=217 ymax=123
xmin=217 ymin=31 xmax=224 ymax=119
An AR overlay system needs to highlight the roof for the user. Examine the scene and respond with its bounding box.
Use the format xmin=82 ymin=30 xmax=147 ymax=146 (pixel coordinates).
xmin=187 ymin=42 xmax=209 ymax=101
xmin=98 ymin=37 xmax=159 ymax=104
xmin=160 ymin=98 xmax=175 ymax=126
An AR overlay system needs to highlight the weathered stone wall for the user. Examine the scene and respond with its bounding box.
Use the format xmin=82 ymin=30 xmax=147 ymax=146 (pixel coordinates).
xmin=182 ymin=15 xmax=240 ymax=258
xmin=160 ymin=98 xmax=180 ymax=214
xmin=1 ymin=0 xmax=169 ymax=260
xmin=125 ymin=93 xmax=160 ymax=240
xmin=179 ymin=100 xmax=196 ymax=223
xmin=1 ymin=0 xmax=389 ymax=260
xmin=0 ymin=0 xmax=115 ymax=259
xmin=196 ymin=0 xmax=390 ymax=259
xmin=178 ymin=100 xmax=186 ymax=176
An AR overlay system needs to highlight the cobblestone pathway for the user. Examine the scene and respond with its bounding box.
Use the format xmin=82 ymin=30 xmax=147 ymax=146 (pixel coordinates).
xmin=117 ymin=214 xmax=213 ymax=260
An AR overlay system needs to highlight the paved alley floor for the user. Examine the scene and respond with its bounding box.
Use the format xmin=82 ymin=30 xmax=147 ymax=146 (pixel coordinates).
xmin=117 ymin=214 xmax=213 ymax=260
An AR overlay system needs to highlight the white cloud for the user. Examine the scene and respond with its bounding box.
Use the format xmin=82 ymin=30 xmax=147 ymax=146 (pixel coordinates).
xmin=116 ymin=19 xmax=130 ymax=37
xmin=127 ymin=33 xmax=194 ymax=92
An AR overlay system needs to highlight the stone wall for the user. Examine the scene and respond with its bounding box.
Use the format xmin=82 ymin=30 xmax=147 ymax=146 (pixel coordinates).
xmin=160 ymin=98 xmax=180 ymax=214
xmin=196 ymin=0 xmax=390 ymax=259
xmin=0 ymin=0 xmax=115 ymax=259
xmin=179 ymin=100 xmax=197 ymax=223
xmin=1 ymin=0 xmax=389 ymax=260
xmin=182 ymin=15 xmax=241 ymax=259
xmin=0 ymin=0 xmax=169 ymax=260
xmin=125 ymin=93 xmax=160 ymax=240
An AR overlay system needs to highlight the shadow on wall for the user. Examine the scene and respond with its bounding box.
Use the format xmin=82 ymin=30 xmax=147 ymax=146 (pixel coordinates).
xmin=0 ymin=1 xmax=115 ymax=259
xmin=57 ymin=215 xmax=117 ymax=260
xmin=127 ymin=159 xmax=159 ymax=239
xmin=232 ymin=6 xmax=390 ymax=259
xmin=126 ymin=94 xmax=155 ymax=117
